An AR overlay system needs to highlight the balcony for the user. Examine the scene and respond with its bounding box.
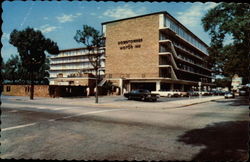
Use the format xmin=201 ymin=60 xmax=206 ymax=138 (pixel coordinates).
xmin=159 ymin=41 xmax=211 ymax=72
xmin=177 ymin=68 xmax=212 ymax=79
xmin=159 ymin=27 xmax=208 ymax=56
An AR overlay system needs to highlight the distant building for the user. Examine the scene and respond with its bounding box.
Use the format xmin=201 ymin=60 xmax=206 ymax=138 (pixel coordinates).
xmin=48 ymin=47 xmax=105 ymax=97
xmin=102 ymin=11 xmax=214 ymax=93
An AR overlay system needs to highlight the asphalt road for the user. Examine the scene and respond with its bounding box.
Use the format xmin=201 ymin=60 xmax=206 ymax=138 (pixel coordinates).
xmin=0 ymin=96 xmax=249 ymax=161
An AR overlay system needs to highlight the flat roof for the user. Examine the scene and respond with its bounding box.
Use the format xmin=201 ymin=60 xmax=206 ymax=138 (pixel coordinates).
xmin=101 ymin=11 xmax=209 ymax=48
xmin=59 ymin=47 xmax=88 ymax=53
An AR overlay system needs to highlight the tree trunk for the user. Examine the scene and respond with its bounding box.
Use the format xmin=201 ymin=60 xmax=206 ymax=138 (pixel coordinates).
xmin=95 ymin=69 xmax=98 ymax=103
xmin=12 ymin=71 xmax=15 ymax=84
xmin=30 ymin=71 xmax=34 ymax=100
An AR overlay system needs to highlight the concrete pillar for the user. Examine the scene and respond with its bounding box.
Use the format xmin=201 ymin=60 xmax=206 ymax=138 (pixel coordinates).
xmin=86 ymin=87 xmax=90 ymax=96
xmin=128 ymin=82 xmax=131 ymax=92
xmin=170 ymin=83 xmax=174 ymax=91
xmin=156 ymin=81 xmax=161 ymax=91
xmin=119 ymin=78 xmax=123 ymax=95
xmin=181 ymin=84 xmax=184 ymax=91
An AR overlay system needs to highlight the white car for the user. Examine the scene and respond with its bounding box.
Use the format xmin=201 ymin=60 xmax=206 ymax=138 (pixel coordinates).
xmin=151 ymin=90 xmax=182 ymax=97
xmin=224 ymin=92 xmax=235 ymax=99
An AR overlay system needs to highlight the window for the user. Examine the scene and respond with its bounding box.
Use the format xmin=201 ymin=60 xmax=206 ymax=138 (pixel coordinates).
xmin=6 ymin=86 xmax=11 ymax=92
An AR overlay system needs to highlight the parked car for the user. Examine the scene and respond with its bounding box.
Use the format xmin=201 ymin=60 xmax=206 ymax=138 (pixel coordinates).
xmin=180 ymin=91 xmax=188 ymax=97
xmin=187 ymin=90 xmax=199 ymax=96
xmin=211 ymin=90 xmax=225 ymax=96
xmin=124 ymin=89 xmax=160 ymax=102
xmin=151 ymin=89 xmax=181 ymax=97
xmin=239 ymin=90 xmax=247 ymax=96
xmin=224 ymin=92 xmax=235 ymax=99
xmin=201 ymin=91 xmax=211 ymax=96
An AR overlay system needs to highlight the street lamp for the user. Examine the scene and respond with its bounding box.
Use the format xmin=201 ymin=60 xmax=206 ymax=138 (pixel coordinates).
xmin=198 ymin=78 xmax=202 ymax=99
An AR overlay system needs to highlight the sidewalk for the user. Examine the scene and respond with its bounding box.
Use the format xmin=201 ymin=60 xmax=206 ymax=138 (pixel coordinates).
xmin=2 ymin=95 xmax=224 ymax=110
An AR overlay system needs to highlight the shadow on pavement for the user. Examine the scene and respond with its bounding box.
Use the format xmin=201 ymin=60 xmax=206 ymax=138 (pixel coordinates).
xmin=211 ymin=96 xmax=249 ymax=107
xmin=177 ymin=120 xmax=249 ymax=161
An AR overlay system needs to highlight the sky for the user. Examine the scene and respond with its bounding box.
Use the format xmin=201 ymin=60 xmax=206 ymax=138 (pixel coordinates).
xmin=1 ymin=1 xmax=221 ymax=62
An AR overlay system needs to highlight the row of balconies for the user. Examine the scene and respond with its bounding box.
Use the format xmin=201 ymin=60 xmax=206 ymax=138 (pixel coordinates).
xmin=50 ymin=59 xmax=105 ymax=65
xmin=159 ymin=45 xmax=211 ymax=72
xmin=159 ymin=39 xmax=204 ymax=61
xmin=159 ymin=28 xmax=208 ymax=56
xmin=50 ymin=51 xmax=105 ymax=59
xmin=159 ymin=54 xmax=212 ymax=79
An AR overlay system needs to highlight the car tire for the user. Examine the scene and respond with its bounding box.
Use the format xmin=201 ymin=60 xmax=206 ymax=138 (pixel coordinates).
xmin=128 ymin=96 xmax=132 ymax=100
xmin=141 ymin=96 xmax=145 ymax=101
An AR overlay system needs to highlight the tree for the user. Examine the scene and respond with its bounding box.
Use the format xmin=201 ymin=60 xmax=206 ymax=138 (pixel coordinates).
xmin=201 ymin=3 xmax=250 ymax=84
xmin=214 ymin=78 xmax=232 ymax=89
xmin=74 ymin=25 xmax=104 ymax=103
xmin=9 ymin=27 xmax=59 ymax=99
xmin=3 ymin=55 xmax=20 ymax=84
xmin=0 ymin=53 xmax=3 ymax=105
xmin=34 ymin=57 xmax=50 ymax=84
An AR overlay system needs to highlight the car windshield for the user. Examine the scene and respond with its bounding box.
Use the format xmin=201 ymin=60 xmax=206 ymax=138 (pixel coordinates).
xmin=135 ymin=89 xmax=150 ymax=93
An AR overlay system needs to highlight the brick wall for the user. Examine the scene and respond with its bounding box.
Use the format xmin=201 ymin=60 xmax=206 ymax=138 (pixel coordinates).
xmin=105 ymin=14 xmax=160 ymax=79
xmin=3 ymin=85 xmax=50 ymax=97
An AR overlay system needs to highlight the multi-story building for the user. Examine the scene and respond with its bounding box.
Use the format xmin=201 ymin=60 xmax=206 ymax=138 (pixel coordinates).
xmin=102 ymin=11 xmax=214 ymax=93
xmin=48 ymin=47 xmax=105 ymax=96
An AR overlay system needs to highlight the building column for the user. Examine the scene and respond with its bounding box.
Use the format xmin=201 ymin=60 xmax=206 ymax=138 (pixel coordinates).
xmin=181 ymin=84 xmax=184 ymax=91
xmin=156 ymin=81 xmax=161 ymax=91
xmin=170 ymin=83 xmax=174 ymax=91
xmin=128 ymin=82 xmax=131 ymax=92
xmin=119 ymin=78 xmax=123 ymax=95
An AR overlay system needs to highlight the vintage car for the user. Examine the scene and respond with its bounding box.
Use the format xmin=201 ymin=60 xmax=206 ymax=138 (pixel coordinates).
xmin=124 ymin=89 xmax=160 ymax=102
xmin=151 ymin=89 xmax=184 ymax=97
xmin=224 ymin=92 xmax=235 ymax=99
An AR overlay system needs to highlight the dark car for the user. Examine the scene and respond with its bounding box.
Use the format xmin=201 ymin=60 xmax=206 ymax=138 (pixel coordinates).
xmin=124 ymin=89 xmax=160 ymax=102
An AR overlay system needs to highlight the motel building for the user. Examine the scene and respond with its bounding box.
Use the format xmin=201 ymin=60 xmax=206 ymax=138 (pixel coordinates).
xmin=49 ymin=11 xmax=214 ymax=97
xmin=102 ymin=11 xmax=214 ymax=94
xmin=48 ymin=47 xmax=105 ymax=97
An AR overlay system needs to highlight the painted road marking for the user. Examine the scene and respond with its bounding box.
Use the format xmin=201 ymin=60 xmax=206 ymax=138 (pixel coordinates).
xmin=2 ymin=109 xmax=124 ymax=131
xmin=62 ymin=109 xmax=123 ymax=119
xmin=1 ymin=123 xmax=37 ymax=132
xmin=2 ymin=103 xmax=73 ymax=111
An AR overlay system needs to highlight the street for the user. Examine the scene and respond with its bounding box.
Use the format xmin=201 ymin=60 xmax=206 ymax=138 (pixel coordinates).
xmin=0 ymin=95 xmax=249 ymax=161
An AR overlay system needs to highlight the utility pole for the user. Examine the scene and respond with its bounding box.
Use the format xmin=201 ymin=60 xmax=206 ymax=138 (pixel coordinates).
xmin=95 ymin=68 xmax=98 ymax=103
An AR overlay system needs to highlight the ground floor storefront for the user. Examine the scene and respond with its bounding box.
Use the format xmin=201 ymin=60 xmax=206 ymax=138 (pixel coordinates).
xmin=105 ymin=78 xmax=215 ymax=95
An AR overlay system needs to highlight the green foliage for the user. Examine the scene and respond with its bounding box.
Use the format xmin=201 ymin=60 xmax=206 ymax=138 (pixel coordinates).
xmin=9 ymin=27 xmax=59 ymax=72
xmin=2 ymin=55 xmax=20 ymax=83
xmin=202 ymin=3 xmax=250 ymax=82
xmin=9 ymin=27 xmax=59 ymax=99
xmin=2 ymin=55 xmax=50 ymax=85
xmin=0 ymin=54 xmax=3 ymax=93
xmin=74 ymin=25 xmax=104 ymax=49
xmin=214 ymin=78 xmax=232 ymax=88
